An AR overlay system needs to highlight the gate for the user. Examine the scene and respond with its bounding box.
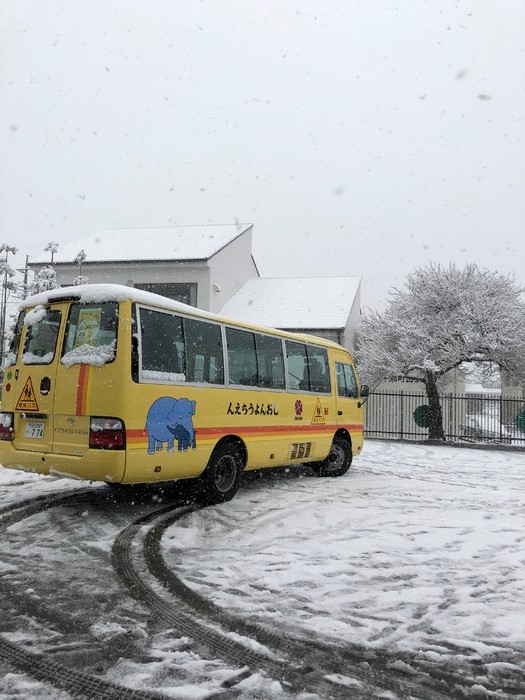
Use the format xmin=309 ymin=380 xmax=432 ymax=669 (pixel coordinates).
xmin=364 ymin=391 xmax=525 ymax=445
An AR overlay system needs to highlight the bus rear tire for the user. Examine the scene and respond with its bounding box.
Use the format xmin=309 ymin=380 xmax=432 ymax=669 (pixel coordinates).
xmin=198 ymin=443 xmax=243 ymax=505
xmin=310 ymin=435 xmax=352 ymax=478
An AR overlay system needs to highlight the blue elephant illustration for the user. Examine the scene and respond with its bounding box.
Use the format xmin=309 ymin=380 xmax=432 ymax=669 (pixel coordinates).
xmin=146 ymin=396 xmax=197 ymax=454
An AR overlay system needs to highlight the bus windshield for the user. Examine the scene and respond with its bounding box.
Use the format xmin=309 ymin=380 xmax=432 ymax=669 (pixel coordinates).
xmin=61 ymin=302 xmax=119 ymax=367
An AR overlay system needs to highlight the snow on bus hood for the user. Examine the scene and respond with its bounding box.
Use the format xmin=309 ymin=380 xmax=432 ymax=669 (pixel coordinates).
xmin=61 ymin=342 xmax=116 ymax=367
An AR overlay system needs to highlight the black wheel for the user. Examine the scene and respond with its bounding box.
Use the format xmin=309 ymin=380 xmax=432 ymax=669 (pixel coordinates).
xmin=310 ymin=435 xmax=352 ymax=477
xmin=198 ymin=443 xmax=243 ymax=505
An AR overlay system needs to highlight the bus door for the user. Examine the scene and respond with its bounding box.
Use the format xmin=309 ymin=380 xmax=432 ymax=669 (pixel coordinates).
xmin=334 ymin=357 xmax=362 ymax=434
xmin=9 ymin=304 xmax=66 ymax=454
xmin=51 ymin=301 xmax=120 ymax=456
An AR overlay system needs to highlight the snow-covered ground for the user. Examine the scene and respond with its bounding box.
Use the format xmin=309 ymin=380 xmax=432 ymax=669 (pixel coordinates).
xmin=1 ymin=440 xmax=524 ymax=698
xmin=162 ymin=440 xmax=525 ymax=658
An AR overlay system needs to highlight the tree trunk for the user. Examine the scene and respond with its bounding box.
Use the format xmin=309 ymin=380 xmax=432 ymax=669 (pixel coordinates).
xmin=424 ymin=371 xmax=446 ymax=441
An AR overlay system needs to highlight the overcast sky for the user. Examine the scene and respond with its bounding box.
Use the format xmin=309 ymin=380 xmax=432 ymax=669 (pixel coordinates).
xmin=1 ymin=1 xmax=524 ymax=309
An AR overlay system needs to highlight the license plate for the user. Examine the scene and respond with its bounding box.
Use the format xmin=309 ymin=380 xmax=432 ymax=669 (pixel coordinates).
xmin=25 ymin=421 xmax=45 ymax=439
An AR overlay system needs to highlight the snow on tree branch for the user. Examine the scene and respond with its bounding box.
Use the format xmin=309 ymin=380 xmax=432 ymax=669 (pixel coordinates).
xmin=356 ymin=263 xmax=525 ymax=440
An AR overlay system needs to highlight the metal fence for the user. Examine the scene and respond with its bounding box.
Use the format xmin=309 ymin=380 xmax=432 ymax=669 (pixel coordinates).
xmin=365 ymin=391 xmax=525 ymax=446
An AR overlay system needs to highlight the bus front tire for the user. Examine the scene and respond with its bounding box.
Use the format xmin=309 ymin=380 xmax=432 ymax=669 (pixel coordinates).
xmin=310 ymin=436 xmax=352 ymax=478
xmin=198 ymin=443 xmax=243 ymax=505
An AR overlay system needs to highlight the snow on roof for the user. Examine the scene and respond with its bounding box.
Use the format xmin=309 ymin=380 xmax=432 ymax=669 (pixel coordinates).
xmin=19 ymin=283 xmax=346 ymax=349
xmin=218 ymin=276 xmax=361 ymax=329
xmin=32 ymin=224 xmax=253 ymax=264
xmin=19 ymin=283 xmax=218 ymax=321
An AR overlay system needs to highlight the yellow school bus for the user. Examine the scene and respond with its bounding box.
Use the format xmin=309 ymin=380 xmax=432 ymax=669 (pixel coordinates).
xmin=0 ymin=284 xmax=368 ymax=504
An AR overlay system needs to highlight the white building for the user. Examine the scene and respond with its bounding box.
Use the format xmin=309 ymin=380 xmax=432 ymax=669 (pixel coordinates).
xmin=218 ymin=276 xmax=362 ymax=350
xmin=29 ymin=224 xmax=258 ymax=313
xmin=28 ymin=227 xmax=362 ymax=351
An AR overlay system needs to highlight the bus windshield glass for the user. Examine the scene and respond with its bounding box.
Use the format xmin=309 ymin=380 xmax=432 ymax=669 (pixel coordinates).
xmin=23 ymin=309 xmax=62 ymax=365
xmin=62 ymin=302 xmax=118 ymax=367
xmin=4 ymin=311 xmax=26 ymax=367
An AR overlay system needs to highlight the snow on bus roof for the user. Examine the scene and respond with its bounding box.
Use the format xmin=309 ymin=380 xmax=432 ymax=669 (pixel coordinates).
xmin=19 ymin=284 xmax=346 ymax=349
xmin=19 ymin=284 xmax=216 ymax=318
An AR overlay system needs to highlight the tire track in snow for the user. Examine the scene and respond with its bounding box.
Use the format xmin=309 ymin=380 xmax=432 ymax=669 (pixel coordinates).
xmin=114 ymin=505 xmax=455 ymax=699
xmin=112 ymin=503 xmax=374 ymax=699
xmin=0 ymin=489 xmax=184 ymax=699
xmin=140 ymin=507 xmax=525 ymax=699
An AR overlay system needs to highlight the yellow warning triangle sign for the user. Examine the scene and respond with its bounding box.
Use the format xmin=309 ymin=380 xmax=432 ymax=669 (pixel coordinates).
xmin=311 ymin=398 xmax=325 ymax=425
xmin=16 ymin=377 xmax=39 ymax=411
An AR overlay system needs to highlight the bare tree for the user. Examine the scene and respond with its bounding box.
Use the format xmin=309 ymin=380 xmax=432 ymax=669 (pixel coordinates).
xmin=44 ymin=241 xmax=59 ymax=264
xmin=357 ymin=263 xmax=525 ymax=440
xmin=73 ymin=249 xmax=89 ymax=286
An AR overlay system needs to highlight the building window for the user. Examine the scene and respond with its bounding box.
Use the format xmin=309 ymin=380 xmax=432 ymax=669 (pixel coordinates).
xmin=135 ymin=282 xmax=197 ymax=307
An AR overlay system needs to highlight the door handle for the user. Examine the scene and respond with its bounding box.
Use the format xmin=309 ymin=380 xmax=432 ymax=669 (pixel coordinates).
xmin=337 ymin=410 xmax=343 ymax=416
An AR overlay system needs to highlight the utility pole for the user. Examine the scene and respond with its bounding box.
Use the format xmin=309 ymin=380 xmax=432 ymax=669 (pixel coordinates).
xmin=0 ymin=243 xmax=18 ymax=365
xmin=17 ymin=255 xmax=30 ymax=300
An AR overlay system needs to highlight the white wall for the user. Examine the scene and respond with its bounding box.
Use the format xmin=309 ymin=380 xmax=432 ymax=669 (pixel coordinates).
xmin=207 ymin=226 xmax=259 ymax=313
xmin=36 ymin=232 xmax=258 ymax=313
xmin=341 ymin=280 xmax=361 ymax=351
xmin=36 ymin=261 xmax=213 ymax=310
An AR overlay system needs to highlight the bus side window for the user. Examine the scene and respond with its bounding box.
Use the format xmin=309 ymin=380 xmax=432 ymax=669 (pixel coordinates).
xmin=209 ymin=356 xmax=220 ymax=383
xmin=336 ymin=363 xmax=347 ymax=396
xmin=193 ymin=354 xmax=205 ymax=382
xmin=131 ymin=313 xmax=139 ymax=382
xmin=184 ymin=317 xmax=224 ymax=384
xmin=306 ymin=347 xmax=331 ymax=393
xmin=255 ymin=333 xmax=285 ymax=389
xmin=336 ymin=362 xmax=358 ymax=398
xmin=286 ymin=341 xmax=308 ymax=390
xmin=226 ymin=328 xmax=257 ymax=386
xmin=344 ymin=364 xmax=358 ymax=398
xmin=140 ymin=308 xmax=184 ymax=377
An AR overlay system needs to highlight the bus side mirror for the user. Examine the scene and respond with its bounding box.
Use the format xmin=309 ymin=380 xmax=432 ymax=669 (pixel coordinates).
xmin=358 ymin=384 xmax=369 ymax=408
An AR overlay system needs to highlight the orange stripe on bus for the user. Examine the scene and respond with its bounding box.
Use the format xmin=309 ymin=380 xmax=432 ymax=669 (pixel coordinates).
xmin=197 ymin=424 xmax=362 ymax=436
xmin=126 ymin=424 xmax=362 ymax=440
xmin=76 ymin=364 xmax=91 ymax=416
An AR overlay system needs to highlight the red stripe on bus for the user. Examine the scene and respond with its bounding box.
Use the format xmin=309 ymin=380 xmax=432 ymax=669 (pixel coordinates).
xmin=128 ymin=429 xmax=148 ymax=439
xmin=196 ymin=424 xmax=362 ymax=436
xmin=76 ymin=365 xmax=90 ymax=416
xmin=126 ymin=424 xmax=362 ymax=440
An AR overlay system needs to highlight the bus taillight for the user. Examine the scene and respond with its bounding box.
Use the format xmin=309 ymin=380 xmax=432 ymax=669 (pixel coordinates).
xmin=89 ymin=417 xmax=126 ymax=450
xmin=0 ymin=412 xmax=14 ymax=441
